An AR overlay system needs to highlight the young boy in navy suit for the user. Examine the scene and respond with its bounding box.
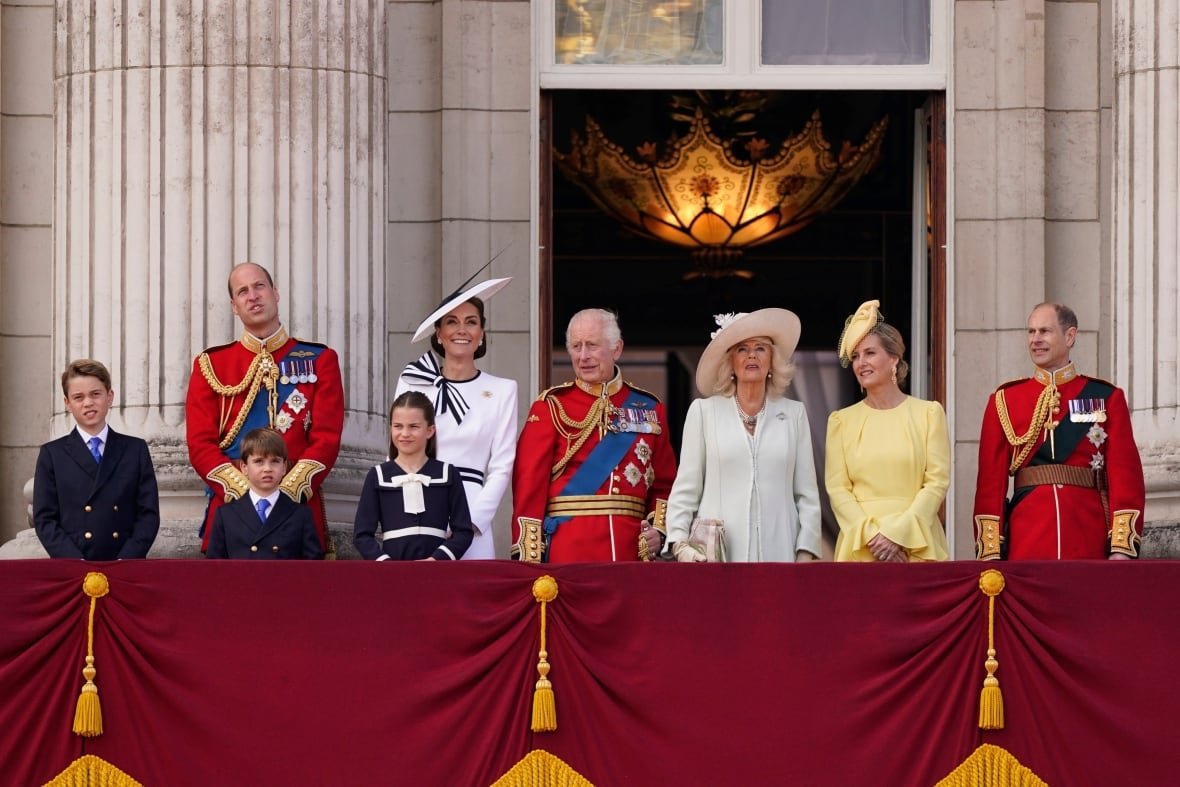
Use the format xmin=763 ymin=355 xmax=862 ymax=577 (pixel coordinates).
xmin=33 ymin=359 xmax=161 ymax=559
xmin=206 ymin=428 xmax=324 ymax=559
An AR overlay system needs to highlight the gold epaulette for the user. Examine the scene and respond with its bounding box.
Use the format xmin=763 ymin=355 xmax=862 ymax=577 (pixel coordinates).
xmin=533 ymin=381 xmax=575 ymax=403
xmin=624 ymin=381 xmax=663 ymax=403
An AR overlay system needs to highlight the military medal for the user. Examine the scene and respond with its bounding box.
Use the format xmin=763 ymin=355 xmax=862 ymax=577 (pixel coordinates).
xmin=279 ymin=361 xmax=291 ymax=385
xmin=307 ymin=359 xmax=318 ymax=383
xmin=298 ymin=361 xmax=309 ymax=384
xmin=1069 ymin=397 xmax=1107 ymax=423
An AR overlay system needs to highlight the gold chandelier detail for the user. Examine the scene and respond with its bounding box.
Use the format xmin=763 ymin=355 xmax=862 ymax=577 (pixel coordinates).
xmin=555 ymin=108 xmax=889 ymax=276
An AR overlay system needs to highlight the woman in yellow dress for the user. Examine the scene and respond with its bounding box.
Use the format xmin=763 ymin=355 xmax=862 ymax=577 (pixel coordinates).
xmin=825 ymin=300 xmax=950 ymax=562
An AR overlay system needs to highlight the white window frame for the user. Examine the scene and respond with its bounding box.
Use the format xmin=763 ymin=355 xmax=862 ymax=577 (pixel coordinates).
xmin=536 ymin=1 xmax=949 ymax=90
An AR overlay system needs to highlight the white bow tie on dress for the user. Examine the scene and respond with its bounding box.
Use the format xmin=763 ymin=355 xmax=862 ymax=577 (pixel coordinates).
xmin=389 ymin=473 xmax=432 ymax=514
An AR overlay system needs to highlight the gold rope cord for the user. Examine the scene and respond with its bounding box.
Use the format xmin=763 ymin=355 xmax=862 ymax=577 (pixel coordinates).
xmin=72 ymin=572 xmax=110 ymax=737
xmin=198 ymin=351 xmax=279 ymax=450
xmin=547 ymin=395 xmax=607 ymax=479
xmin=530 ymin=575 xmax=559 ymax=733
xmin=995 ymin=384 xmax=1059 ymax=474
xmin=977 ymin=569 xmax=1005 ymax=730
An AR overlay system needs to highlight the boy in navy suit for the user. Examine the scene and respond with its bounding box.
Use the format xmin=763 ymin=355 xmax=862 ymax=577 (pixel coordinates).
xmin=206 ymin=428 xmax=324 ymax=559
xmin=33 ymin=359 xmax=160 ymax=559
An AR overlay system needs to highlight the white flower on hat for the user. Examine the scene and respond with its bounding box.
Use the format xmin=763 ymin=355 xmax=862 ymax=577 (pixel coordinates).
xmin=711 ymin=312 xmax=748 ymax=339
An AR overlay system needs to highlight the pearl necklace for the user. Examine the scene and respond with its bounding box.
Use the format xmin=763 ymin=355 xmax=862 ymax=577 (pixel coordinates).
xmin=736 ymin=396 xmax=766 ymax=428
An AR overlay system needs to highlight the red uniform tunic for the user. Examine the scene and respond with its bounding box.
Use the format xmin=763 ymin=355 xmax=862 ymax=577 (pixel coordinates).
xmin=973 ymin=363 xmax=1144 ymax=559
xmin=512 ymin=372 xmax=676 ymax=563
xmin=186 ymin=328 xmax=344 ymax=551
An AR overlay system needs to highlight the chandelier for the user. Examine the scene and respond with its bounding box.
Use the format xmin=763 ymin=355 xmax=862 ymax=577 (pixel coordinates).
xmin=554 ymin=107 xmax=889 ymax=278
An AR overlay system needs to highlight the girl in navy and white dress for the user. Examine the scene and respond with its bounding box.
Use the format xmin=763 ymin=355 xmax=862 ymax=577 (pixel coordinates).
xmin=396 ymin=275 xmax=517 ymax=560
xmin=353 ymin=391 xmax=474 ymax=561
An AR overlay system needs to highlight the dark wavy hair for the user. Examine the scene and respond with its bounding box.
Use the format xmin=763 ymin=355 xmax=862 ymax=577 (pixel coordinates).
xmin=388 ymin=390 xmax=437 ymax=460
xmin=430 ymin=297 xmax=487 ymax=360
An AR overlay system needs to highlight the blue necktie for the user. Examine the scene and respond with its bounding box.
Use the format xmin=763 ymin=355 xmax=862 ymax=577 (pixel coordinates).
xmin=88 ymin=437 xmax=103 ymax=464
xmin=256 ymin=498 xmax=270 ymax=523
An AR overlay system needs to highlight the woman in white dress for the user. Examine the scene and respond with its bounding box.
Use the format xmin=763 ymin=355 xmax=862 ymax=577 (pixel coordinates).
xmin=665 ymin=309 xmax=822 ymax=562
xmin=395 ymin=276 xmax=518 ymax=559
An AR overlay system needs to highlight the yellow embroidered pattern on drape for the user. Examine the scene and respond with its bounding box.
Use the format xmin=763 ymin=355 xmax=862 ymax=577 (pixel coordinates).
xmin=934 ymin=744 xmax=1048 ymax=787
xmin=490 ymin=750 xmax=593 ymax=787
xmin=42 ymin=755 xmax=144 ymax=787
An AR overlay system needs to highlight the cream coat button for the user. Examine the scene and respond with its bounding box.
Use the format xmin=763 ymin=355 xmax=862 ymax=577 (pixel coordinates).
xmin=84 ymin=505 xmax=93 ymax=513
xmin=84 ymin=532 xmax=93 ymax=539
xmin=112 ymin=532 xmax=120 ymax=539
xmin=271 ymin=546 xmax=280 ymax=553
xmin=112 ymin=505 xmax=119 ymax=512
xmin=250 ymin=545 xmax=259 ymax=552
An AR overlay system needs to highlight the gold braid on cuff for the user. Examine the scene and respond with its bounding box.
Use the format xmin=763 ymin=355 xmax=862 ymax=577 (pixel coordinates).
xmin=280 ymin=459 xmax=325 ymax=503
xmin=974 ymin=515 xmax=1003 ymax=560
xmin=514 ymin=517 xmax=544 ymax=564
xmin=1109 ymin=510 xmax=1141 ymax=557
xmin=207 ymin=463 xmax=250 ymax=501
xmin=648 ymin=498 xmax=668 ymax=535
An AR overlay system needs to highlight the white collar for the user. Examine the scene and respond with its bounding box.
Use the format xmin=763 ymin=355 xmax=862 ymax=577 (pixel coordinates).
xmin=76 ymin=424 xmax=110 ymax=444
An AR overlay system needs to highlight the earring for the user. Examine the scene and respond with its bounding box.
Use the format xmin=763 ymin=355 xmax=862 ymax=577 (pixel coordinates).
xmin=891 ymin=366 xmax=898 ymax=385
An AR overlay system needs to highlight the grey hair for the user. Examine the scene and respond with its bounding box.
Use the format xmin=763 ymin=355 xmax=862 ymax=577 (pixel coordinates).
xmin=1033 ymin=302 xmax=1079 ymax=332
xmin=710 ymin=339 xmax=796 ymax=399
xmin=566 ymin=308 xmax=623 ymax=350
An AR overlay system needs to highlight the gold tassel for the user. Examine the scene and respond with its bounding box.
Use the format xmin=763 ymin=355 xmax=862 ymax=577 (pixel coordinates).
xmin=978 ymin=569 xmax=1006 ymax=730
xmin=531 ymin=575 xmax=559 ymax=733
xmin=72 ymin=572 xmax=110 ymax=737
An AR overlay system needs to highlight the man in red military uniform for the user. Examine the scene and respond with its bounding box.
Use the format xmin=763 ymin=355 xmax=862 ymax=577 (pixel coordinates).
xmin=973 ymin=303 xmax=1144 ymax=560
xmin=186 ymin=263 xmax=344 ymax=554
xmin=512 ymin=308 xmax=676 ymax=563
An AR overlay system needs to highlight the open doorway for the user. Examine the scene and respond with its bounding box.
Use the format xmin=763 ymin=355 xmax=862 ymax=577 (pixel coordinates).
xmin=539 ymin=89 xmax=946 ymax=547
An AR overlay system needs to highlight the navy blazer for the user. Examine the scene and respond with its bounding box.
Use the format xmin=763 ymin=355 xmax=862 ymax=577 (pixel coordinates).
xmin=33 ymin=428 xmax=161 ymax=560
xmin=206 ymin=492 xmax=323 ymax=560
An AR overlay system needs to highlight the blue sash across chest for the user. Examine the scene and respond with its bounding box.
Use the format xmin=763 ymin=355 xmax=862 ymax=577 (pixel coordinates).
xmin=541 ymin=389 xmax=655 ymax=547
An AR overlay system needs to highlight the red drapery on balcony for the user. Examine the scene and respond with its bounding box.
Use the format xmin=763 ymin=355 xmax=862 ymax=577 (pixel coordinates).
xmin=1 ymin=560 xmax=1177 ymax=786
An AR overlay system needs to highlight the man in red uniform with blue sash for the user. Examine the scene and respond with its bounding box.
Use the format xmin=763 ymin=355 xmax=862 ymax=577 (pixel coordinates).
xmin=186 ymin=263 xmax=344 ymax=554
xmin=973 ymin=303 xmax=1145 ymax=560
xmin=512 ymin=309 xmax=676 ymax=563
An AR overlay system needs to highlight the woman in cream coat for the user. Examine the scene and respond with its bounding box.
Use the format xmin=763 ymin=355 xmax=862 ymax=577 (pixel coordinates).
xmin=666 ymin=309 xmax=822 ymax=562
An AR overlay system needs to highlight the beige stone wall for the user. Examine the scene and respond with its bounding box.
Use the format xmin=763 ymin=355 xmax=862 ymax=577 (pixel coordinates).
xmin=0 ymin=0 xmax=54 ymax=543
xmin=385 ymin=0 xmax=533 ymax=555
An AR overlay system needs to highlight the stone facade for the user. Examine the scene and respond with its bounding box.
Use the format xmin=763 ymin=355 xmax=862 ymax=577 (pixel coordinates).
xmin=1 ymin=1 xmax=1177 ymax=558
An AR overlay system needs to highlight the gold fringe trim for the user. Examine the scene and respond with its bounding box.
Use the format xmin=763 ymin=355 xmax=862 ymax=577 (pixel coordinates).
xmin=934 ymin=744 xmax=1048 ymax=787
xmin=978 ymin=569 xmax=1006 ymax=730
xmin=72 ymin=572 xmax=110 ymax=737
xmin=43 ymin=755 xmax=144 ymax=787
xmin=531 ymin=576 xmax=559 ymax=733
xmin=491 ymin=750 xmax=593 ymax=787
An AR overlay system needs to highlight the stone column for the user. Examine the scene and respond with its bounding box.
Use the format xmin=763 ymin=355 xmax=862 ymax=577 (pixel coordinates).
xmin=1113 ymin=0 xmax=1180 ymax=549
xmin=52 ymin=0 xmax=387 ymax=544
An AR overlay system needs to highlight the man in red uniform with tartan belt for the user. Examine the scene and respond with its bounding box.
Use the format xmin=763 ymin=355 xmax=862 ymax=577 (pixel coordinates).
xmin=186 ymin=262 xmax=344 ymax=554
xmin=973 ymin=303 xmax=1145 ymax=560
xmin=512 ymin=308 xmax=676 ymax=563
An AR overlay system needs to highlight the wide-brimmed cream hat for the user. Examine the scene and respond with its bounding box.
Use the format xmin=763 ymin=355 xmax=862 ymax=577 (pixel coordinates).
xmin=694 ymin=308 xmax=801 ymax=396
xmin=836 ymin=299 xmax=884 ymax=367
xmin=411 ymin=277 xmax=513 ymax=343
